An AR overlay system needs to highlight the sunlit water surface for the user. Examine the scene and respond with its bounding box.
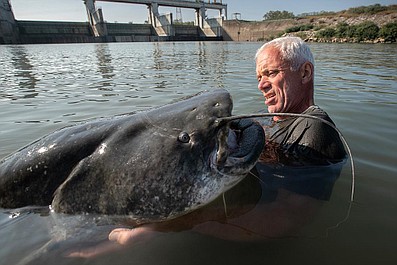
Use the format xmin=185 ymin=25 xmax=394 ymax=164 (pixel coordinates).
xmin=0 ymin=42 xmax=396 ymax=265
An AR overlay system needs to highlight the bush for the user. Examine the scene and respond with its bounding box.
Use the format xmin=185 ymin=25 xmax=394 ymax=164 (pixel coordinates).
xmin=263 ymin=10 xmax=295 ymax=20
xmin=354 ymin=21 xmax=379 ymax=40
xmin=280 ymin=18 xmax=397 ymax=42
xmin=285 ymin=25 xmax=302 ymax=33
xmin=379 ymin=22 xmax=397 ymax=42
xmin=334 ymin=23 xmax=358 ymax=39
xmin=298 ymin=11 xmax=337 ymax=17
xmin=315 ymin=21 xmax=381 ymax=41
xmin=294 ymin=31 xmax=308 ymax=40
xmin=346 ymin=4 xmax=387 ymax=15
xmin=313 ymin=25 xmax=326 ymax=31
xmin=345 ymin=24 xmax=358 ymax=38
xmin=335 ymin=22 xmax=350 ymax=38
xmin=285 ymin=24 xmax=313 ymax=33
xmin=299 ymin=24 xmax=314 ymax=31
xmin=315 ymin=27 xmax=336 ymax=39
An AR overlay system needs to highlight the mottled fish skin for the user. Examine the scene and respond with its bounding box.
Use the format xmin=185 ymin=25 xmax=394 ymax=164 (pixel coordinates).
xmin=0 ymin=89 xmax=264 ymax=222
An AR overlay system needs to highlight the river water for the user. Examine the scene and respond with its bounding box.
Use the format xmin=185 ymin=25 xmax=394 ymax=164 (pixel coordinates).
xmin=0 ymin=42 xmax=396 ymax=265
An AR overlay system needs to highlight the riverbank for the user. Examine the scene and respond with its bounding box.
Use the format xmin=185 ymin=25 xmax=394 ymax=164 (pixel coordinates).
xmin=222 ymin=11 xmax=397 ymax=43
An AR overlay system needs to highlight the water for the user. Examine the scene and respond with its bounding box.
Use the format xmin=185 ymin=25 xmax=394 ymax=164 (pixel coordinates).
xmin=0 ymin=42 xmax=396 ymax=265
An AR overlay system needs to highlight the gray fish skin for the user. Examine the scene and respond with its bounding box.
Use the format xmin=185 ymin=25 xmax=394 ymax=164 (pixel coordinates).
xmin=0 ymin=89 xmax=264 ymax=223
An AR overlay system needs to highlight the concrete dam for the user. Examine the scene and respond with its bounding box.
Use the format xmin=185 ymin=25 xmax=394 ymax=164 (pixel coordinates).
xmin=0 ymin=0 xmax=227 ymax=44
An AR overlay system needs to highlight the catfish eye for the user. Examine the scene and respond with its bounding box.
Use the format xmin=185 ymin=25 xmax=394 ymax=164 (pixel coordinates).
xmin=178 ymin=132 xmax=190 ymax=143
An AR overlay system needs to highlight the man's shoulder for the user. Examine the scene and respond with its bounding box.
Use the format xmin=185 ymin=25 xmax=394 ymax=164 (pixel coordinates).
xmin=292 ymin=105 xmax=335 ymax=136
xmin=292 ymin=105 xmax=336 ymax=133
xmin=302 ymin=105 xmax=333 ymax=122
xmin=262 ymin=106 xmax=346 ymax=164
xmin=289 ymin=106 xmax=346 ymax=160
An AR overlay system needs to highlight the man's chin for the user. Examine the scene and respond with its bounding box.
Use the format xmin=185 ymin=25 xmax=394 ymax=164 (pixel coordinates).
xmin=267 ymin=107 xmax=278 ymax=114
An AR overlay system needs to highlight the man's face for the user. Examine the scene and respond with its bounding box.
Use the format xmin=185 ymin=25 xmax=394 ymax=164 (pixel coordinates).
xmin=256 ymin=47 xmax=304 ymax=116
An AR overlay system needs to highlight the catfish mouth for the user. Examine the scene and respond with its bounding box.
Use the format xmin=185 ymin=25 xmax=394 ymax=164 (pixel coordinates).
xmin=212 ymin=119 xmax=265 ymax=175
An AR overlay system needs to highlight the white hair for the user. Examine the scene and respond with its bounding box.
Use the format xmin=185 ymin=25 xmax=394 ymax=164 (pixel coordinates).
xmin=255 ymin=36 xmax=315 ymax=71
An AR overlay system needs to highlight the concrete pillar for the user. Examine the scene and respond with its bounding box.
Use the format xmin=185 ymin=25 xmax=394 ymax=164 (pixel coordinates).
xmin=195 ymin=7 xmax=206 ymax=29
xmin=0 ymin=0 xmax=19 ymax=44
xmin=221 ymin=7 xmax=227 ymax=21
xmin=84 ymin=0 xmax=108 ymax=37
xmin=149 ymin=3 xmax=174 ymax=37
xmin=147 ymin=5 xmax=154 ymax=26
xmin=150 ymin=3 xmax=159 ymax=28
xmin=195 ymin=5 xmax=224 ymax=38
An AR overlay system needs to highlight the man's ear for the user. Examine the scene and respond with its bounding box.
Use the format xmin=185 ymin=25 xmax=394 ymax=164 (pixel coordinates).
xmin=300 ymin=62 xmax=314 ymax=84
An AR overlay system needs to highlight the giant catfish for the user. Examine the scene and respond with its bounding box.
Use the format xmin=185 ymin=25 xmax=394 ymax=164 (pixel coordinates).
xmin=0 ymin=89 xmax=264 ymax=224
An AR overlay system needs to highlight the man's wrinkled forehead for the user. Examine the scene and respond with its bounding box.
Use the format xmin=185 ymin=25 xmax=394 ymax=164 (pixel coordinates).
xmin=256 ymin=50 xmax=268 ymax=65
xmin=256 ymin=47 xmax=285 ymax=71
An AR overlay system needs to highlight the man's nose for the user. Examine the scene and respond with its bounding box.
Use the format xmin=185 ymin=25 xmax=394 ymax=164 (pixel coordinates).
xmin=258 ymin=77 xmax=270 ymax=92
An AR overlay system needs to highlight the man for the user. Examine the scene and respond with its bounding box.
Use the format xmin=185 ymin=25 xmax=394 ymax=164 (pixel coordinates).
xmin=71 ymin=38 xmax=348 ymax=254
xmin=255 ymin=36 xmax=346 ymax=165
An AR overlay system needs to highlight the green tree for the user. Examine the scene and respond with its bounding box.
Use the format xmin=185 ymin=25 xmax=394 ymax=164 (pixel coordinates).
xmin=335 ymin=22 xmax=349 ymax=38
xmin=355 ymin=21 xmax=379 ymax=40
xmin=345 ymin=24 xmax=358 ymax=38
xmin=285 ymin=24 xmax=313 ymax=33
xmin=263 ymin=10 xmax=295 ymax=20
xmin=315 ymin=28 xmax=336 ymax=39
xmin=379 ymin=22 xmax=397 ymax=42
xmin=346 ymin=4 xmax=387 ymax=15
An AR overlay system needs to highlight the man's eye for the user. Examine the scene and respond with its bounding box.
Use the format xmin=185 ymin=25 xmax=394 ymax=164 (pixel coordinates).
xmin=258 ymin=70 xmax=279 ymax=80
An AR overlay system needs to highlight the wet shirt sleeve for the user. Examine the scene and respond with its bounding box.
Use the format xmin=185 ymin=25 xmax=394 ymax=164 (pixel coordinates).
xmin=263 ymin=106 xmax=347 ymax=166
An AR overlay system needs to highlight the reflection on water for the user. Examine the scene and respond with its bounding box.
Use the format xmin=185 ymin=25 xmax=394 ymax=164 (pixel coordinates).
xmin=1 ymin=46 xmax=40 ymax=100
xmin=0 ymin=42 xmax=396 ymax=265
xmin=95 ymin=43 xmax=115 ymax=92
xmin=10 ymin=46 xmax=39 ymax=92
xmin=0 ymin=42 xmax=257 ymax=111
xmin=149 ymin=42 xmax=229 ymax=91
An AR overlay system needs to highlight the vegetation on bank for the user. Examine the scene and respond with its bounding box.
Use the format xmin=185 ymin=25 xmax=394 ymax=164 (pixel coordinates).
xmin=263 ymin=4 xmax=397 ymax=20
xmin=263 ymin=10 xmax=295 ymax=20
xmin=340 ymin=4 xmax=396 ymax=15
xmin=260 ymin=4 xmax=397 ymax=43
xmin=285 ymin=21 xmax=397 ymax=43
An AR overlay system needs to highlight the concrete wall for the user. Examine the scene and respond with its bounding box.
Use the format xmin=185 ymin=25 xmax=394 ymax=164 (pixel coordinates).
xmin=174 ymin=25 xmax=199 ymax=36
xmin=107 ymin=23 xmax=154 ymax=42
xmin=5 ymin=19 xmax=300 ymax=44
xmin=107 ymin=23 xmax=153 ymax=36
xmin=11 ymin=20 xmax=220 ymax=44
xmin=222 ymin=19 xmax=299 ymax=41
xmin=17 ymin=21 xmax=97 ymax=44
